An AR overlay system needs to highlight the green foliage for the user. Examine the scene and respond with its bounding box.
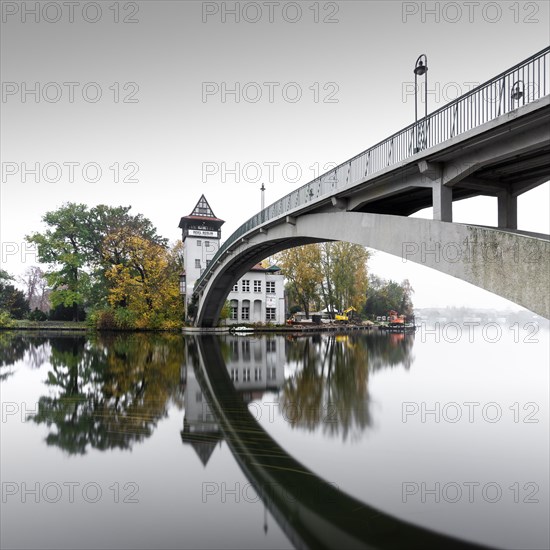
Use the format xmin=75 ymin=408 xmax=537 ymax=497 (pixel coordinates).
xmin=0 ymin=276 xmax=30 ymax=319
xmin=219 ymin=300 xmax=231 ymax=321
xmin=26 ymin=203 xmax=167 ymax=322
xmin=26 ymin=203 xmax=182 ymax=330
xmin=0 ymin=310 xmax=15 ymax=328
xmin=363 ymin=276 xmax=415 ymax=319
xmin=277 ymin=242 xmax=370 ymax=317
xmin=29 ymin=308 xmax=48 ymax=322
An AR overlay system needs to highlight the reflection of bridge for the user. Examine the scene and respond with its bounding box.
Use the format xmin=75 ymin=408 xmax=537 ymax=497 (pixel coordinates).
xmin=186 ymin=335 xmax=490 ymax=550
xmin=192 ymin=48 xmax=550 ymax=326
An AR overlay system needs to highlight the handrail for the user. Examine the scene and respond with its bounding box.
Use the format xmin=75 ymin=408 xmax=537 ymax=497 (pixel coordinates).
xmin=195 ymin=47 xmax=550 ymax=293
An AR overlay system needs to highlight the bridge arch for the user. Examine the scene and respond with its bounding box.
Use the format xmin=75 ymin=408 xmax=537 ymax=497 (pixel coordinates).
xmin=194 ymin=212 xmax=550 ymax=326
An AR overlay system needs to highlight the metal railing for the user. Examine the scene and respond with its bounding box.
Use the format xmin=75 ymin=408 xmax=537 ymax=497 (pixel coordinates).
xmin=195 ymin=46 xmax=550 ymax=293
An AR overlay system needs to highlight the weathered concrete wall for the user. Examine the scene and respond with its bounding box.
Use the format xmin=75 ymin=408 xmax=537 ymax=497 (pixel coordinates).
xmin=195 ymin=213 xmax=549 ymax=326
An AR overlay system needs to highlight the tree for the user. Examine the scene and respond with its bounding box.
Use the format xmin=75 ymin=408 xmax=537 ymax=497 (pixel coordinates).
xmin=364 ymin=276 xmax=415 ymax=319
xmin=26 ymin=203 xmax=92 ymax=321
xmin=277 ymin=245 xmax=323 ymax=318
xmin=26 ymin=203 xmax=167 ymax=321
xmin=19 ymin=266 xmax=49 ymax=312
xmin=320 ymin=242 xmax=369 ymax=314
xmin=103 ymin=232 xmax=183 ymax=329
xmin=0 ymin=271 xmax=30 ymax=319
xmin=277 ymin=242 xmax=370 ymax=318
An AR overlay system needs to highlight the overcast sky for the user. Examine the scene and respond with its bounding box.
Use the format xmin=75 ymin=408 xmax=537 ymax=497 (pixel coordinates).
xmin=1 ymin=0 xmax=549 ymax=310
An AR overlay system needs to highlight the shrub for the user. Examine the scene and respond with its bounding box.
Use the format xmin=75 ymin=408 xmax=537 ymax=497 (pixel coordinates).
xmin=28 ymin=308 xmax=48 ymax=322
xmin=0 ymin=310 xmax=15 ymax=328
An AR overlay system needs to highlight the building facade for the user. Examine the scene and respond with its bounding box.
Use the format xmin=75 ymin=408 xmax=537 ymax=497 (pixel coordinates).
xmin=179 ymin=195 xmax=286 ymax=325
xmin=226 ymin=263 xmax=285 ymax=325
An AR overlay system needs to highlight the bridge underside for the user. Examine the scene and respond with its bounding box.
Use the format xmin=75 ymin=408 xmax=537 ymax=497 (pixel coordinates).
xmin=195 ymin=213 xmax=550 ymax=326
xmin=343 ymin=100 xmax=550 ymax=218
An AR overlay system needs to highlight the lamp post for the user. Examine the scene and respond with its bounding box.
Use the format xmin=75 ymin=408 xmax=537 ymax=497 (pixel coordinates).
xmin=260 ymin=182 xmax=265 ymax=210
xmin=414 ymin=54 xmax=428 ymax=153
xmin=511 ymin=80 xmax=525 ymax=105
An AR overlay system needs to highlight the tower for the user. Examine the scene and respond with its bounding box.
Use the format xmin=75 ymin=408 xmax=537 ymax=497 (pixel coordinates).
xmin=178 ymin=195 xmax=225 ymax=305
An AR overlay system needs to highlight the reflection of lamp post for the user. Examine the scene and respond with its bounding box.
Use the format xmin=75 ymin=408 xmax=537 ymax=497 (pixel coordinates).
xmin=413 ymin=54 xmax=428 ymax=153
xmin=511 ymin=80 xmax=524 ymax=104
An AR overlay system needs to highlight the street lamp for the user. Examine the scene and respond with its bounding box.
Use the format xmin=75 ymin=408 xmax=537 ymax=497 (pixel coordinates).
xmin=511 ymin=80 xmax=524 ymax=103
xmin=414 ymin=54 xmax=428 ymax=153
xmin=260 ymin=182 xmax=265 ymax=210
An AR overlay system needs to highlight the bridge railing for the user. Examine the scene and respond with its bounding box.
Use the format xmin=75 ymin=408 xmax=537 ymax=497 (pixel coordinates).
xmin=195 ymin=47 xmax=550 ymax=292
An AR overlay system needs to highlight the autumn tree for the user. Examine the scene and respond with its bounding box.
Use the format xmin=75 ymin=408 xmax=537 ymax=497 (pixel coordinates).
xmin=103 ymin=231 xmax=183 ymax=329
xmin=26 ymin=203 xmax=167 ymax=321
xmin=277 ymin=242 xmax=370 ymax=317
xmin=277 ymin=244 xmax=323 ymax=318
xmin=320 ymin=242 xmax=370 ymax=314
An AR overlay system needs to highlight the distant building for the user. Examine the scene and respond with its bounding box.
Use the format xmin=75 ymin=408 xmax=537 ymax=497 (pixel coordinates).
xmin=179 ymin=195 xmax=286 ymax=324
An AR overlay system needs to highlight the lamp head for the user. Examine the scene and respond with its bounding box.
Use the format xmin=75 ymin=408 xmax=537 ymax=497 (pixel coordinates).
xmin=414 ymin=60 xmax=428 ymax=76
xmin=511 ymin=83 xmax=524 ymax=101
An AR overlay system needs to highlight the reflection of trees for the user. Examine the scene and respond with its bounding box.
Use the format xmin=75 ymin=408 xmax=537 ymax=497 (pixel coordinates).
xmin=31 ymin=333 xmax=184 ymax=454
xmin=281 ymin=332 xmax=414 ymax=441
xmin=0 ymin=332 xmax=51 ymax=380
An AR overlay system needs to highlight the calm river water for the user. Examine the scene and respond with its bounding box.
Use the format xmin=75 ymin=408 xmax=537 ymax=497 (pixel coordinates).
xmin=0 ymin=327 xmax=548 ymax=549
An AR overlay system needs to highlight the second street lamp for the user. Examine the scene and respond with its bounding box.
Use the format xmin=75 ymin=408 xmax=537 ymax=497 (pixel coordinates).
xmin=414 ymin=54 xmax=428 ymax=153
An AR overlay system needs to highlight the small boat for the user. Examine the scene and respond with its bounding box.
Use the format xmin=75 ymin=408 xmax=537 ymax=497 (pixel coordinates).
xmin=230 ymin=326 xmax=254 ymax=333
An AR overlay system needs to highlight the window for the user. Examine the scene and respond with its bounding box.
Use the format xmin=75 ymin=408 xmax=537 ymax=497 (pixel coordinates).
xmin=232 ymin=284 xmax=238 ymax=292
xmin=230 ymin=368 xmax=238 ymax=382
xmin=242 ymin=340 xmax=250 ymax=361
xmin=266 ymin=281 xmax=275 ymax=293
xmin=230 ymin=340 xmax=239 ymax=360
xmin=254 ymin=368 xmax=262 ymax=381
xmin=241 ymin=306 xmax=249 ymax=320
xmin=267 ymin=367 xmax=276 ymax=380
xmin=253 ymin=280 xmax=262 ymax=293
xmin=230 ymin=306 xmax=238 ymax=320
xmin=242 ymin=280 xmax=250 ymax=292
xmin=206 ymin=259 xmax=211 ymax=267
xmin=243 ymin=368 xmax=251 ymax=382
xmin=204 ymin=241 xmax=210 ymax=247
xmin=266 ymin=308 xmax=276 ymax=321
xmin=197 ymin=240 xmax=202 ymax=246
xmin=195 ymin=259 xmax=201 ymax=268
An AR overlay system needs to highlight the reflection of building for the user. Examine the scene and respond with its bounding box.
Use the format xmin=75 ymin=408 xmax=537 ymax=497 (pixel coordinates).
xmin=178 ymin=195 xmax=285 ymax=324
xmin=180 ymin=337 xmax=285 ymax=466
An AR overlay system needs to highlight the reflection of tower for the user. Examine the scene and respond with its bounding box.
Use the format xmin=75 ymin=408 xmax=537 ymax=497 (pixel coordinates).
xmin=180 ymin=337 xmax=286 ymax=466
xmin=180 ymin=362 xmax=222 ymax=467
xmin=178 ymin=195 xmax=225 ymax=308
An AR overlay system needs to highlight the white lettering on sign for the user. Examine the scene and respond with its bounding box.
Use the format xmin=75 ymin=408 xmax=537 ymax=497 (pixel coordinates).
xmin=190 ymin=230 xmax=217 ymax=238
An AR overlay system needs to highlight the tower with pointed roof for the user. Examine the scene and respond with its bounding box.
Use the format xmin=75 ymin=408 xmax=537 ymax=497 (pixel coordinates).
xmin=178 ymin=195 xmax=225 ymax=304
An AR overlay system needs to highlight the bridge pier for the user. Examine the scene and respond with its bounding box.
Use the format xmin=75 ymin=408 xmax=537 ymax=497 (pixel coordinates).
xmin=432 ymin=182 xmax=453 ymax=222
xmin=497 ymin=191 xmax=518 ymax=230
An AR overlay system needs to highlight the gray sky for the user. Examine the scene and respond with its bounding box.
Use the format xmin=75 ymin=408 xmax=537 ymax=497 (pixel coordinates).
xmin=1 ymin=0 xmax=549 ymax=310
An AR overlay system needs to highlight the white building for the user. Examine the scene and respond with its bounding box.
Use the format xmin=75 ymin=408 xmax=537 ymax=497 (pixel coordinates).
xmin=226 ymin=263 xmax=285 ymax=325
xmin=179 ymin=195 xmax=286 ymax=325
